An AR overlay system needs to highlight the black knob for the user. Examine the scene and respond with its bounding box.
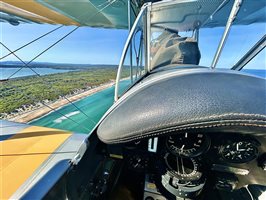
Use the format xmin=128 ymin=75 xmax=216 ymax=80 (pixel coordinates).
xmin=145 ymin=197 xmax=154 ymax=200
xmin=258 ymin=153 xmax=266 ymax=170
xmin=261 ymin=160 xmax=266 ymax=171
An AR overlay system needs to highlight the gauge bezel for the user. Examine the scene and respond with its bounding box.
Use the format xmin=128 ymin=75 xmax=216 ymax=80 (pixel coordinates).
xmin=220 ymin=141 xmax=259 ymax=163
xmin=166 ymin=132 xmax=211 ymax=157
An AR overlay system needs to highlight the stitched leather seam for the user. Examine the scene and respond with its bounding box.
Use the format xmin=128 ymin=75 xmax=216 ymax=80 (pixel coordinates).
xmin=117 ymin=114 xmax=266 ymax=137
xmin=122 ymin=119 xmax=266 ymax=139
xmin=101 ymin=121 xmax=266 ymax=143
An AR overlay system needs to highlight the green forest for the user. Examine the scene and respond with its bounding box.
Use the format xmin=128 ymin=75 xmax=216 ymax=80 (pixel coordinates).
xmin=0 ymin=68 xmax=117 ymax=115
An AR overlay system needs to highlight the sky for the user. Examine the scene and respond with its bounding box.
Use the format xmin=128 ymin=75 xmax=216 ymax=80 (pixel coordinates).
xmin=0 ymin=22 xmax=265 ymax=69
xmin=0 ymin=23 xmax=128 ymax=65
xmin=198 ymin=23 xmax=265 ymax=69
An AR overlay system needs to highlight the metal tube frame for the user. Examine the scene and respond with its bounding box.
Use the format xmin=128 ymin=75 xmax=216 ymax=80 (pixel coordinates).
xmin=128 ymin=0 xmax=133 ymax=83
xmin=114 ymin=4 xmax=148 ymax=101
xmin=146 ymin=3 xmax=152 ymax=72
xmin=211 ymin=0 xmax=242 ymax=69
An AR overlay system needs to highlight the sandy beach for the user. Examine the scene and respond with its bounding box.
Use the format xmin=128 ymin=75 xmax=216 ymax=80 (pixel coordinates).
xmin=8 ymin=81 xmax=115 ymax=123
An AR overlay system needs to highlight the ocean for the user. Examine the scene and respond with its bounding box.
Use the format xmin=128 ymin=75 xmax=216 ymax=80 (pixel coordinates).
xmin=30 ymin=85 xmax=115 ymax=133
xmin=242 ymin=69 xmax=266 ymax=78
xmin=0 ymin=67 xmax=74 ymax=79
xmin=30 ymin=69 xmax=265 ymax=134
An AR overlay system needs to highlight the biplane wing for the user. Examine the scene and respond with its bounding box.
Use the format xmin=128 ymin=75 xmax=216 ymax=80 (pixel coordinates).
xmin=1 ymin=0 xmax=265 ymax=30
xmin=0 ymin=120 xmax=87 ymax=199
xmin=151 ymin=0 xmax=266 ymax=32
xmin=0 ymin=0 xmax=141 ymax=28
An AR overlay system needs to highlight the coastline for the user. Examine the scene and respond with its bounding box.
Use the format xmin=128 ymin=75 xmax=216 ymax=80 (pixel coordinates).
xmin=7 ymin=81 xmax=115 ymax=123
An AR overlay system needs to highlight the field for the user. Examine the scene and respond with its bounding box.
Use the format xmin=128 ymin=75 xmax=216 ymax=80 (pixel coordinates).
xmin=0 ymin=67 xmax=117 ymax=115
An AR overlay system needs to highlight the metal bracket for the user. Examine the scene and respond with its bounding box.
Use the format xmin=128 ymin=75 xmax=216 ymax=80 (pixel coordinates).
xmin=148 ymin=137 xmax=158 ymax=153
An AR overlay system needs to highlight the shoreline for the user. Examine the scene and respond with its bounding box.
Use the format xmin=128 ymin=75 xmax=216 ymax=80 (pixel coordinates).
xmin=7 ymin=81 xmax=115 ymax=123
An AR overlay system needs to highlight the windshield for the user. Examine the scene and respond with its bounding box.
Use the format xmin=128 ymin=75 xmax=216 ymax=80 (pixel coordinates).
xmin=115 ymin=0 xmax=265 ymax=100
xmin=149 ymin=0 xmax=266 ymax=72
xmin=150 ymin=27 xmax=201 ymax=69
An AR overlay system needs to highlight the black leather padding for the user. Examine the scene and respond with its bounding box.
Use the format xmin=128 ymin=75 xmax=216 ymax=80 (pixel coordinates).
xmin=97 ymin=69 xmax=266 ymax=144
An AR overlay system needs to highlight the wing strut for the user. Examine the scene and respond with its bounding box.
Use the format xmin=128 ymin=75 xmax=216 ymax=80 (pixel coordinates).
xmin=211 ymin=0 xmax=242 ymax=69
xmin=231 ymin=34 xmax=266 ymax=71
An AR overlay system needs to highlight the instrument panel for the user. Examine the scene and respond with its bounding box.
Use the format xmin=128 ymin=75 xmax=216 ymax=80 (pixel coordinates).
xmin=165 ymin=132 xmax=260 ymax=164
xmin=122 ymin=131 xmax=266 ymax=198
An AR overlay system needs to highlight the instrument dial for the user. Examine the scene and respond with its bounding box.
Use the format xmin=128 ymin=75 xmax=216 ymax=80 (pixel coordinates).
xmin=164 ymin=153 xmax=202 ymax=181
xmin=221 ymin=141 xmax=258 ymax=163
xmin=128 ymin=155 xmax=148 ymax=171
xmin=166 ymin=132 xmax=210 ymax=157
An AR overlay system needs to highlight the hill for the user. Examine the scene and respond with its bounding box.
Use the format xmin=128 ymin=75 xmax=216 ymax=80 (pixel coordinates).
xmin=0 ymin=61 xmax=118 ymax=70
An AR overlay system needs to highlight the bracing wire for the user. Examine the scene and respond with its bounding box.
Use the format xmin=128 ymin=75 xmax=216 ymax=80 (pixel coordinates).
xmin=4 ymin=83 xmax=92 ymax=132
xmin=1 ymin=35 xmax=98 ymax=125
xmin=5 ymin=26 xmax=79 ymax=80
xmin=1 ymin=0 xmax=118 ymax=129
xmin=1 ymin=42 xmax=41 ymax=78
xmin=130 ymin=2 xmax=137 ymax=17
xmin=3 ymin=0 xmax=117 ymax=80
xmin=5 ymin=0 xmax=117 ymax=80
xmin=0 ymin=25 xmax=64 ymax=61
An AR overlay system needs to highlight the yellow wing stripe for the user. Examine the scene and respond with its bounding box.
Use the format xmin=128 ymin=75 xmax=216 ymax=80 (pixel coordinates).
xmin=0 ymin=126 xmax=72 ymax=199
xmin=0 ymin=0 xmax=79 ymax=26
